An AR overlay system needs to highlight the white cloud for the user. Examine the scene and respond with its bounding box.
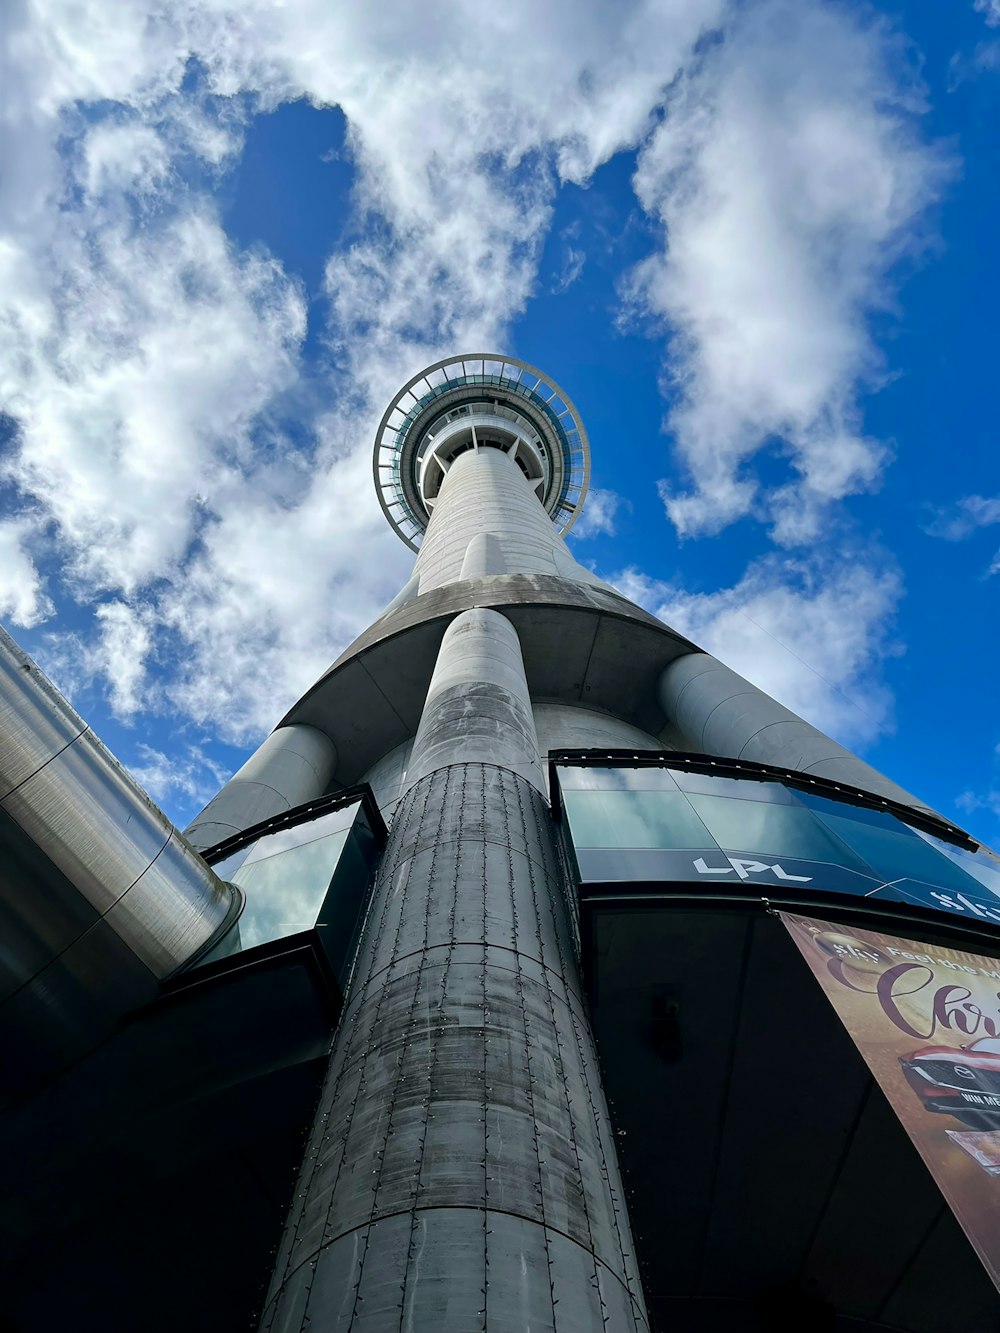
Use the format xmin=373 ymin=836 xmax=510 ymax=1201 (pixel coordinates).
xmin=93 ymin=601 xmax=154 ymax=716
xmin=551 ymin=226 xmax=587 ymax=294
xmin=626 ymin=0 xmax=950 ymax=543
xmin=0 ymin=516 xmax=52 ymax=627
xmin=571 ymin=487 xmax=624 ymax=540
xmin=926 ymin=493 xmax=1000 ymax=576
xmin=612 ymin=554 xmax=902 ymax=748
xmin=975 ymin=0 xmax=1000 ymax=27
xmin=0 ymin=0 xmax=730 ymax=742
xmin=127 ymin=741 xmax=228 ymax=816
xmin=927 ymin=493 xmax=1000 ymax=539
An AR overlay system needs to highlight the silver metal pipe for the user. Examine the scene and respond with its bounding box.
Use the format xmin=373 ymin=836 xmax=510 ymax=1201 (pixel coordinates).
xmin=0 ymin=624 xmax=234 ymax=1098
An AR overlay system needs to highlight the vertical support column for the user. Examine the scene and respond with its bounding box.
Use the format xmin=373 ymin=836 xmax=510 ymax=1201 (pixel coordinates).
xmin=258 ymin=613 xmax=649 ymax=1333
xmin=404 ymin=607 xmax=544 ymax=794
xmin=660 ymin=652 xmax=934 ymax=817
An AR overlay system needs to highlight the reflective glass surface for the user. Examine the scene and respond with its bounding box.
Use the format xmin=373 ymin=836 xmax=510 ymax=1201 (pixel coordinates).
xmin=556 ymin=763 xmax=1000 ymax=927
xmin=201 ymin=801 xmax=365 ymax=964
xmin=227 ymin=825 xmax=351 ymax=948
xmin=561 ymin=790 xmax=710 ymax=849
xmin=685 ymin=793 xmax=864 ymax=865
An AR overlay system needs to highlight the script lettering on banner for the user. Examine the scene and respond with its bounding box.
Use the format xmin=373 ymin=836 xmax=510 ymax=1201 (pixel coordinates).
xmin=781 ymin=911 xmax=1000 ymax=1292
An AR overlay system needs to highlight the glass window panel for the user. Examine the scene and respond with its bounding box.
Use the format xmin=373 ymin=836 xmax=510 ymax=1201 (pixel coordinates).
xmin=208 ymin=843 xmax=254 ymax=880
xmin=670 ymin=770 xmax=797 ymax=804
xmin=684 ymin=793 xmax=869 ymax=867
xmin=229 ymin=826 xmax=351 ymax=948
xmin=239 ymin=803 xmax=360 ymax=866
xmin=889 ymin=878 xmax=1000 ymax=927
xmin=914 ymin=830 xmax=1000 ymax=901
xmin=562 ymin=789 xmax=713 ymax=849
xmin=810 ymin=809 xmax=988 ymax=897
xmin=556 ymin=765 xmax=680 ymax=793
xmin=795 ymin=790 xmax=901 ymax=830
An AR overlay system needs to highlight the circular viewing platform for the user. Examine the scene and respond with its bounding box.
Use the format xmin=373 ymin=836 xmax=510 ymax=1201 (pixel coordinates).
xmin=373 ymin=353 xmax=591 ymax=550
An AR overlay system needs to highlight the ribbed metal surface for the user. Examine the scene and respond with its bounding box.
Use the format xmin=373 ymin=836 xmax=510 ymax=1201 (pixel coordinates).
xmin=0 ymin=626 xmax=87 ymax=800
xmin=0 ymin=623 xmax=234 ymax=1099
xmin=259 ymin=763 xmax=648 ymax=1332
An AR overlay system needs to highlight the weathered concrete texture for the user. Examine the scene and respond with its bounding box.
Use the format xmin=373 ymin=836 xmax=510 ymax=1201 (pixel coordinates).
xmin=359 ymin=738 xmax=414 ymax=815
xmin=258 ymin=764 xmax=649 ymax=1333
xmin=661 ymin=653 xmax=936 ymax=818
xmin=413 ymin=447 xmax=609 ymax=596
xmin=405 ymin=608 xmax=544 ymax=795
xmin=184 ymin=724 xmax=338 ymax=851
xmin=533 ymin=704 xmax=666 ymax=758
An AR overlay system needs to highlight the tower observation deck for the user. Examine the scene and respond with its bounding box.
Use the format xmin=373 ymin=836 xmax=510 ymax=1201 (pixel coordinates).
xmin=4 ymin=354 xmax=1000 ymax=1332
xmin=373 ymin=353 xmax=590 ymax=550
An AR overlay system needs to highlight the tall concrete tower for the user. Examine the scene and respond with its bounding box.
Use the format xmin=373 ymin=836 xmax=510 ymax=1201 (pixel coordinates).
xmin=186 ymin=354 xmax=983 ymax=1331
xmin=5 ymin=355 xmax=1000 ymax=1332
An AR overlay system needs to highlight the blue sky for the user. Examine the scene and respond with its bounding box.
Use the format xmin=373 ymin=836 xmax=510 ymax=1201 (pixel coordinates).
xmin=1 ymin=0 xmax=998 ymax=845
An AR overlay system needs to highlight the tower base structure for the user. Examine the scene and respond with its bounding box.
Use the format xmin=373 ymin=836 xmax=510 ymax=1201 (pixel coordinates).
xmin=3 ymin=355 xmax=1000 ymax=1332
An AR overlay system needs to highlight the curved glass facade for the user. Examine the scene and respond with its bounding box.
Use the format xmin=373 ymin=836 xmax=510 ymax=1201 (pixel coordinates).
xmin=556 ymin=760 xmax=1000 ymax=927
xmin=195 ymin=793 xmax=382 ymax=984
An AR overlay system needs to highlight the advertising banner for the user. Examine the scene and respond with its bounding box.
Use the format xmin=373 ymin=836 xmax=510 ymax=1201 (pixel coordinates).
xmin=781 ymin=912 xmax=1000 ymax=1291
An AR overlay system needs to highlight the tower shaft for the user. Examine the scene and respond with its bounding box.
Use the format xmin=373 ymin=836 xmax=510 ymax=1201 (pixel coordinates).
xmin=260 ymin=451 xmax=650 ymax=1327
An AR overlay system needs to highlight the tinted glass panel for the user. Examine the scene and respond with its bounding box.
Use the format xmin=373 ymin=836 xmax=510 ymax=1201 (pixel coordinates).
xmin=209 ymin=843 xmax=254 ymax=881
xmin=685 ymin=793 xmax=866 ymax=866
xmin=562 ymin=789 xmax=711 ymax=849
xmin=230 ymin=827 xmax=351 ymax=948
xmin=671 ymin=770 xmax=797 ymax=804
xmin=812 ymin=810 xmax=986 ymax=897
xmin=205 ymin=803 xmax=362 ymax=956
xmin=556 ymin=765 xmax=681 ymax=793
xmin=914 ymin=830 xmax=1000 ymax=899
xmin=237 ymin=803 xmax=358 ymax=864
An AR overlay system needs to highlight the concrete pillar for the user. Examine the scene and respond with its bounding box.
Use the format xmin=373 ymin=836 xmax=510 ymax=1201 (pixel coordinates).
xmin=257 ymin=764 xmax=648 ymax=1333
xmin=185 ymin=723 xmax=338 ymax=851
xmin=413 ymin=447 xmax=610 ymax=595
xmin=404 ymin=607 xmax=544 ymax=794
xmin=258 ymin=605 xmax=648 ymax=1333
xmin=660 ymin=651 xmax=935 ymax=818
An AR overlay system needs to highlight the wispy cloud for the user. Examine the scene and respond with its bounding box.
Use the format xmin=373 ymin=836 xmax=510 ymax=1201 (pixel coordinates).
xmin=625 ymin=0 xmax=951 ymax=544
xmin=571 ymin=487 xmax=624 ymax=540
xmin=128 ymin=742 xmax=229 ymax=816
xmin=611 ymin=553 xmax=903 ymax=748
xmin=926 ymin=493 xmax=1000 ymax=575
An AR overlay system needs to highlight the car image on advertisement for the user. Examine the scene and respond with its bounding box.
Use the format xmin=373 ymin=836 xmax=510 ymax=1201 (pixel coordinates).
xmin=900 ymin=1037 xmax=1000 ymax=1129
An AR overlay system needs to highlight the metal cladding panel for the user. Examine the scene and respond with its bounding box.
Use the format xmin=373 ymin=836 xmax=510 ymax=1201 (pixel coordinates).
xmin=101 ymin=830 xmax=233 ymax=977
xmin=1 ymin=735 xmax=172 ymax=916
xmin=0 ymin=806 xmax=100 ymax=1003
xmin=260 ymin=764 xmax=648 ymax=1333
xmin=0 ymin=918 xmax=159 ymax=1108
xmin=0 ymin=626 xmax=87 ymax=800
xmin=185 ymin=725 xmax=338 ymax=850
